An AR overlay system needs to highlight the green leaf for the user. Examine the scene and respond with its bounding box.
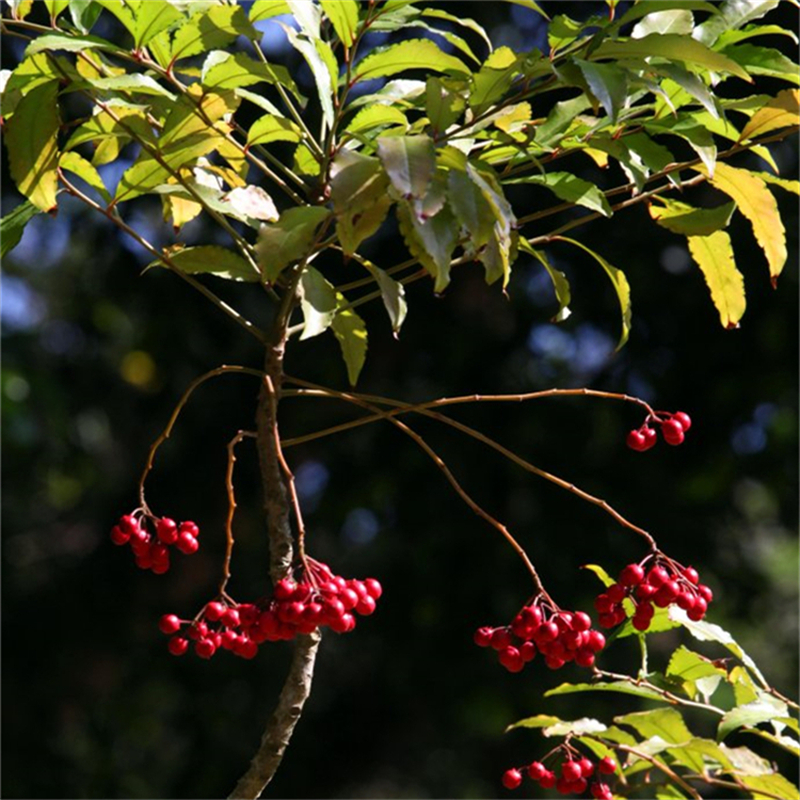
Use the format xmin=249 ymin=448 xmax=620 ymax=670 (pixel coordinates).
xmin=170 ymin=6 xmax=255 ymax=63
xmin=654 ymin=63 xmax=720 ymax=118
xmin=716 ymin=23 xmax=799 ymax=49
xmin=535 ymin=94 xmax=593 ymax=148
xmin=648 ymin=198 xmax=736 ymax=236
xmin=581 ymin=563 xmax=615 ymax=587
xmin=546 ymin=680 xmax=667 ymax=702
xmin=448 ymin=167 xmax=494 ymax=250
xmin=425 ymin=77 xmax=465 ymax=134
xmin=719 ymin=693 xmax=789 ymax=740
xmin=687 ymin=230 xmax=745 ymax=329
xmin=591 ymin=33 xmax=752 ymax=82
xmin=153 ymin=245 xmax=260 ymax=282
xmin=332 ymin=305 xmax=368 ymax=386
xmin=554 ymin=237 xmax=631 ymax=350
xmin=69 ymin=0 xmax=103 ymax=33
xmin=507 ymin=172 xmax=612 ymax=217
xmin=632 ymin=8 xmax=694 ymax=37
xmin=720 ymin=43 xmax=800 ymax=85
xmin=646 ymin=116 xmax=717 ymax=174
xmin=667 ymin=645 xmax=728 ymax=683
xmin=506 ymin=714 xmax=561 ymax=732
xmin=246 ymin=115 xmax=303 ymax=147
xmin=668 ymin=606 xmax=769 ymax=687
xmin=615 ymin=707 xmax=693 ymax=744
xmin=518 ymin=241 xmax=572 ymax=322
xmin=249 ymin=0 xmax=290 ymax=23
xmin=320 ymin=0 xmax=359 ymax=47
xmin=255 ymin=206 xmax=331 ymax=283
xmin=740 ymin=88 xmax=799 ymax=140
xmin=298 ymin=266 xmax=338 ymax=340
xmin=202 ymin=51 xmax=299 ymax=96
xmin=25 ymin=32 xmax=124 ymax=56
xmin=58 ymin=151 xmax=110 ymax=203
xmin=355 ymin=39 xmax=470 ymax=81
xmin=282 ymin=24 xmax=335 ymax=131
xmin=0 ymin=199 xmax=41 ymax=257
xmin=469 ymin=46 xmax=519 ymax=112
xmin=575 ymin=59 xmax=628 ymax=123
xmin=43 ymin=0 xmax=70 ymax=22
xmin=422 ymin=8 xmax=493 ymax=57
xmin=5 ymin=81 xmax=60 ymax=212
xmin=73 ymin=73 xmax=177 ymax=99
xmin=666 ymin=737 xmax=735 ymax=775
xmin=346 ymin=104 xmax=409 ymax=135
xmin=67 ymin=104 xmax=155 ymax=164
xmin=548 ymin=15 xmax=584 ymax=52
xmin=499 ymin=0 xmax=549 ymax=19
xmin=506 ymin=714 xmax=605 ymax=735
xmin=697 ymin=162 xmax=786 ymax=286
xmin=132 ymin=0 xmax=183 ymax=48
xmin=722 ymin=743 xmax=777 ymax=776
xmin=694 ymin=0 xmax=780 ymax=46
xmin=376 ymin=134 xmax=437 ymax=203
xmin=366 ymin=262 xmax=408 ymax=334
xmin=396 ymin=202 xmax=457 ymax=293
xmin=739 ymin=773 xmax=800 ymax=800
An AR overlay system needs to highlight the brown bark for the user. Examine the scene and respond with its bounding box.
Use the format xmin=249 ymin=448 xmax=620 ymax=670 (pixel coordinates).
xmin=228 ymin=338 xmax=321 ymax=799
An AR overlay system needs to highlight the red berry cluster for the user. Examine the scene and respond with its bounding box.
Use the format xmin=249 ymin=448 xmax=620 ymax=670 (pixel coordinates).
xmin=474 ymin=595 xmax=606 ymax=672
xmin=502 ymin=750 xmax=617 ymax=797
xmin=595 ymin=557 xmax=713 ymax=632
xmin=627 ymin=411 xmax=691 ymax=451
xmin=160 ymin=558 xmax=382 ymax=659
xmin=110 ymin=512 xmax=199 ymax=573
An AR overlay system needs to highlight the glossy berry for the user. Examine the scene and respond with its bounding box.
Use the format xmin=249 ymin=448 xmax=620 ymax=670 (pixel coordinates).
xmin=501 ymin=769 xmax=522 ymax=790
xmin=168 ymin=636 xmax=189 ymax=656
xmin=626 ymin=430 xmax=646 ymax=451
xmin=578 ymin=758 xmax=595 ymax=778
xmin=619 ymin=563 xmax=645 ymax=586
xmin=527 ymin=761 xmax=546 ymax=781
xmin=673 ymin=411 xmax=692 ymax=431
xmin=194 ymin=638 xmax=216 ymax=659
xmin=159 ymin=614 xmax=181 ymax=635
xmin=156 ymin=518 xmax=178 ymax=545
xmin=110 ymin=526 xmax=130 ymax=546
xmin=562 ymin=761 xmax=582 ymax=782
xmin=176 ymin=531 xmax=199 ymax=554
xmin=662 ymin=418 xmax=685 ymax=445
xmin=598 ymin=756 xmax=617 ymax=775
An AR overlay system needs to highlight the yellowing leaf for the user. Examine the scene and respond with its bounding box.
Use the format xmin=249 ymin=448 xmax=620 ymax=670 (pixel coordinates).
xmin=687 ymin=230 xmax=745 ymax=329
xmin=332 ymin=305 xmax=368 ymax=386
xmin=697 ymin=162 xmax=786 ymax=285
xmin=58 ymin=151 xmax=110 ymax=203
xmin=5 ymin=81 xmax=59 ymax=212
xmin=740 ymin=88 xmax=799 ymax=141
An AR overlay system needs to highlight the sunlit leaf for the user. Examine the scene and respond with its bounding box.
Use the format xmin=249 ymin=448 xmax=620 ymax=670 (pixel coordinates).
xmin=282 ymin=24 xmax=335 ymax=131
xmin=719 ymin=693 xmax=789 ymax=740
xmin=686 ymin=230 xmax=745 ymax=329
xmin=615 ymin=708 xmax=693 ymax=744
xmin=298 ymin=266 xmax=338 ymax=340
xmin=546 ymin=680 xmax=666 ymax=701
xmin=739 ymin=773 xmax=800 ymax=800
xmin=202 ymin=51 xmax=299 ymax=96
xmin=470 ymin=46 xmax=519 ymax=112
xmin=697 ymin=162 xmax=786 ymax=286
xmin=73 ymin=73 xmax=177 ymax=99
xmin=25 ymin=32 xmax=124 ymax=56
xmin=222 ymin=185 xmax=278 ymax=222
xmin=132 ymin=0 xmax=183 ymax=48
xmin=555 ymin=237 xmax=631 ymax=350
xmin=332 ymin=305 xmax=368 ymax=386
xmin=632 ymin=8 xmax=694 ymax=37
xmin=152 ymin=245 xmax=260 ymax=282
xmin=5 ymin=81 xmax=59 ymax=212
xmin=422 ymin=8 xmax=493 ymax=56
xmin=648 ymin=198 xmax=736 ymax=236
xmin=170 ymin=6 xmax=255 ymax=63
xmin=508 ymin=172 xmax=612 ymax=217
xmin=320 ymin=0 xmax=359 ymax=48
xmin=740 ymin=88 xmax=799 ymax=140
xmin=58 ymin=151 xmax=110 ymax=203
xmin=752 ymin=172 xmax=800 ymax=194
xmin=694 ymin=0 xmax=780 ymax=46
xmin=249 ymin=0 xmax=289 ymax=23
xmin=355 ymin=39 xmax=470 ymax=81
xmin=246 ymin=115 xmax=303 ymax=147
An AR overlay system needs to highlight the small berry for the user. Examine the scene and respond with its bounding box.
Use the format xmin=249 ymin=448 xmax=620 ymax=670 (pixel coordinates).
xmin=364 ymin=578 xmax=383 ymax=599
xmin=662 ymin=419 xmax=685 ymax=445
xmin=647 ymin=565 xmax=669 ymax=587
xmin=697 ymin=584 xmax=713 ymax=603
xmin=221 ymin=608 xmax=241 ymax=628
xmin=539 ymin=770 xmax=556 ymax=789
xmin=167 ymin=636 xmax=189 ymax=656
xmin=572 ymin=611 xmax=592 ymax=631
xmin=626 ymin=430 xmax=646 ymax=451
xmin=683 ymin=565 xmax=700 ymax=585
xmin=619 ymin=563 xmax=645 ymax=586
xmin=474 ymin=627 xmax=493 ymax=647
xmin=176 ymin=531 xmax=199 ymax=554
xmin=179 ymin=520 xmax=199 ymax=537
xmin=274 ymin=578 xmax=296 ymax=600
xmin=491 ymin=629 xmax=513 ymax=650
xmin=673 ymin=411 xmax=692 ymax=431
xmin=110 ymin=526 xmax=130 ymax=546
xmin=159 ymin=614 xmax=181 ymax=635
xmin=195 ymin=638 xmax=216 ymax=659
xmin=598 ymin=756 xmax=616 ymax=775
xmin=688 ymin=596 xmax=708 ymax=621
xmin=527 ymin=762 xmax=546 ymax=781
xmin=120 ymin=515 xmax=140 ymax=534
xmin=578 ymin=758 xmax=595 ymax=778
xmin=575 ymin=647 xmax=596 ymax=668
xmin=205 ymin=602 xmax=226 ymax=622
xmin=562 ymin=761 xmax=582 ymax=782
xmin=520 ymin=641 xmax=536 ymax=662
xmin=586 ymin=630 xmax=606 ymax=652
xmin=156 ymin=518 xmax=178 ymax=545
xmin=502 ymin=768 xmax=522 ymax=790
xmin=356 ymin=595 xmax=377 ymax=616
xmin=641 ymin=427 xmax=658 ymax=450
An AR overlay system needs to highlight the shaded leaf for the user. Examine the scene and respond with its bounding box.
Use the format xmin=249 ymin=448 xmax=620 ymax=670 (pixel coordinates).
xmin=5 ymin=81 xmax=59 ymax=212
xmin=422 ymin=8 xmax=492 ymax=57
xmin=0 ymin=199 xmax=41 ymax=257
xmin=687 ymin=230 xmax=745 ymax=329
xmin=697 ymin=162 xmax=786 ymax=285
xmin=299 ymin=266 xmax=338 ymax=340
xmin=518 ymin=241 xmax=571 ymax=322
xmin=282 ymin=24 xmax=335 ymax=131
xmin=720 ymin=43 xmax=800 ymax=85
xmin=555 ymin=237 xmax=631 ymax=349
xmin=154 ymin=245 xmax=259 ymax=282
xmin=575 ymin=59 xmax=628 ymax=123
xmin=648 ymin=198 xmax=736 ymax=236
xmin=425 ymin=77 xmax=465 ymax=134
xmin=499 ymin=0 xmax=549 ymax=19
xmin=355 ymin=39 xmax=470 ymax=81
xmin=256 ymin=206 xmax=331 ymax=283
xmin=396 ymin=202 xmax=457 ymax=293
xmin=377 ymin=134 xmax=437 ymax=203
xmin=364 ymin=262 xmax=408 ymax=334
xmin=694 ymin=0 xmax=780 ymax=46
xmin=508 ymin=172 xmax=612 ymax=217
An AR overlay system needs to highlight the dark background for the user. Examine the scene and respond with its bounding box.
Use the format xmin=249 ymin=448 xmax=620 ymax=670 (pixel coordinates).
xmin=2 ymin=2 xmax=798 ymax=798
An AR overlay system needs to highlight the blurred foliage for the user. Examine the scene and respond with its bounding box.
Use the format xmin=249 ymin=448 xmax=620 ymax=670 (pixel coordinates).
xmin=2 ymin=1 xmax=798 ymax=798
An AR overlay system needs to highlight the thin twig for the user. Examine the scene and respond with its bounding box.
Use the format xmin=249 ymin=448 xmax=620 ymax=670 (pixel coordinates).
xmin=221 ymin=430 xmax=257 ymax=595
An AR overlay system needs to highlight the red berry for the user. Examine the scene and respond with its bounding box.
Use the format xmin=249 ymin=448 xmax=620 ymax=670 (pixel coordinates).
xmin=545 ymin=655 xmax=565 ymax=669
xmin=562 ymin=761 xmax=582 ymax=782
xmin=205 ymin=601 xmax=226 ymax=622
xmin=575 ymin=647 xmax=596 ymax=668
xmin=355 ymin=595 xmax=377 ymax=616
xmin=607 ymin=583 xmax=626 ymax=603
xmin=527 ymin=762 xmax=546 ymax=781
xmin=641 ymin=427 xmax=657 ymax=450
xmin=195 ymin=638 xmax=216 ymax=659
xmin=364 ymin=578 xmax=382 ymax=599
xmin=676 ymin=590 xmax=696 ymax=611
xmin=167 ymin=636 xmax=189 ymax=656
xmin=697 ymin=584 xmax=713 ymax=603
xmin=598 ymin=612 xmax=618 ymax=629
xmin=134 ymin=552 xmax=153 ymax=570
xmin=274 ymin=578 xmax=296 ymax=600
xmin=587 ymin=630 xmax=606 ymax=652
xmin=339 ymin=587 xmax=359 ymax=610
xmin=540 ymin=771 xmax=556 ymax=789
xmin=636 ymin=583 xmax=658 ymax=600
xmin=594 ymin=594 xmax=614 ymax=614
xmin=619 ymin=563 xmax=645 ymax=586
xmin=474 ymin=627 xmax=493 ymax=647
xmin=687 ymin=596 xmax=708 ymax=620
xmin=520 ymin=641 xmax=536 ymax=662
xmin=498 ymin=646 xmax=523 ymax=672
xmin=571 ymin=778 xmax=588 ymax=794
xmin=491 ymin=629 xmax=513 ymax=650
xmin=632 ymin=614 xmax=651 ymax=631
xmin=159 ymin=614 xmax=181 ymax=634
xmin=120 ymin=515 xmax=140 ymax=534
xmin=179 ymin=521 xmax=199 ymax=537
xmin=176 ymin=531 xmax=199 ymax=554
xmin=662 ymin=419 xmax=685 ymax=445
xmin=156 ymin=518 xmax=178 ymax=545
xmin=110 ymin=525 xmax=130 ymax=546
xmin=578 ymin=758 xmax=595 ymax=778
xmin=598 ymin=756 xmax=617 ymax=775
xmin=130 ymin=533 xmax=151 ymax=557
xmin=592 ymin=783 xmax=613 ymax=800
xmin=647 ymin=565 xmax=669 ymax=587
xmin=627 ymin=430 xmax=646 ymax=450
xmin=673 ymin=411 xmax=692 ymax=431
xmin=501 ymin=768 xmax=522 ymax=790
xmin=572 ymin=611 xmax=592 ymax=631
xmin=221 ymin=608 xmax=241 ymax=628
xmin=187 ymin=621 xmax=208 ymax=640
xmin=683 ymin=565 xmax=700 ymax=585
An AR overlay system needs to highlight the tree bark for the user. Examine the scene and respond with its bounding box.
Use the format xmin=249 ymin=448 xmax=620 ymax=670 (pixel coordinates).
xmin=228 ymin=338 xmax=321 ymax=799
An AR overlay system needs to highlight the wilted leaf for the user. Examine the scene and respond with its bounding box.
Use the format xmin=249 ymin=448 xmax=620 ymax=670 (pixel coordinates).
xmin=222 ymin=186 xmax=278 ymax=222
